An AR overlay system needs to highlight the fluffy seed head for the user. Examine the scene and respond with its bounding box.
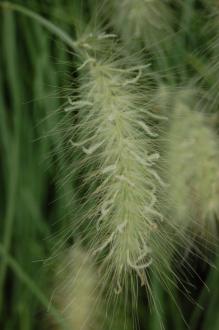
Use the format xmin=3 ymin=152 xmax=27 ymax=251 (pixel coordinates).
xmin=106 ymin=0 xmax=174 ymax=50
xmin=65 ymin=32 xmax=170 ymax=296
xmin=54 ymin=245 xmax=102 ymax=330
xmin=163 ymin=90 xmax=219 ymax=242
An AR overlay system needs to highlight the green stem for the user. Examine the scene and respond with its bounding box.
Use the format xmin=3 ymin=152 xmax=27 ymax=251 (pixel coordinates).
xmin=0 ymin=10 xmax=21 ymax=312
xmin=0 ymin=244 xmax=67 ymax=329
xmin=0 ymin=2 xmax=77 ymax=49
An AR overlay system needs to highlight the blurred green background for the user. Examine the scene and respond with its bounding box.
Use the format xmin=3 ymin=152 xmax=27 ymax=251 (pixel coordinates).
xmin=0 ymin=1 xmax=218 ymax=329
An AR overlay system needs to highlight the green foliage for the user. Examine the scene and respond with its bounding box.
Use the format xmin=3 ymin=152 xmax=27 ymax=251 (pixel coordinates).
xmin=0 ymin=1 xmax=219 ymax=330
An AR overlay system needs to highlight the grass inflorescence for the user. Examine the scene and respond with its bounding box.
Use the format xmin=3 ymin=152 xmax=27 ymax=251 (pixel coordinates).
xmin=163 ymin=89 xmax=219 ymax=244
xmin=1 ymin=1 xmax=219 ymax=330
xmin=65 ymin=31 xmax=169 ymax=292
xmin=106 ymin=0 xmax=174 ymax=52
